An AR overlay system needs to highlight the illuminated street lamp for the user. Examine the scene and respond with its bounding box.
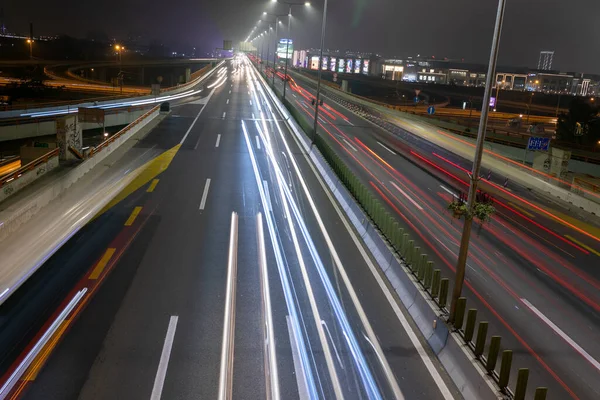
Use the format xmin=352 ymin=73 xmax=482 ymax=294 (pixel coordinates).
xmin=262 ymin=11 xmax=288 ymax=87
xmin=274 ymin=0 xmax=311 ymax=99
xmin=114 ymin=45 xmax=125 ymax=93
xmin=311 ymin=0 xmax=329 ymax=143
xmin=449 ymin=0 xmax=507 ymax=323
xmin=26 ymin=39 xmax=33 ymax=59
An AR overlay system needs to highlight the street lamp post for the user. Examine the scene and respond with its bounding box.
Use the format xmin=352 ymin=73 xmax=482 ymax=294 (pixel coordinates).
xmin=312 ymin=0 xmax=329 ymax=143
xmin=273 ymin=19 xmax=279 ymax=86
xmin=526 ymin=92 xmax=534 ymax=127
xmin=275 ymin=1 xmax=310 ymax=100
xmin=26 ymin=39 xmax=33 ymax=59
xmin=449 ymin=0 xmax=507 ymax=323
xmin=265 ymin=26 xmax=272 ymax=73
xmin=114 ymin=45 xmax=125 ymax=93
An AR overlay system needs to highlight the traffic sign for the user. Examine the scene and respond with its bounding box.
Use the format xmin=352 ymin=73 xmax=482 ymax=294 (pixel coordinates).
xmin=427 ymin=106 xmax=435 ymax=115
xmin=527 ymin=137 xmax=550 ymax=151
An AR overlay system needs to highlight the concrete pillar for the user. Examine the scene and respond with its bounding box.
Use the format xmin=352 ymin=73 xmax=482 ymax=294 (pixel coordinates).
xmin=139 ymin=67 xmax=145 ymax=85
xmin=99 ymin=68 xmax=107 ymax=83
xmin=185 ymin=67 xmax=191 ymax=83
xmin=56 ymin=115 xmax=82 ymax=161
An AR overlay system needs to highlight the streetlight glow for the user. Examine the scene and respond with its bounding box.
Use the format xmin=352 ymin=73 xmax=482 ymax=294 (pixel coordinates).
xmin=305 ymin=1 xmax=310 ymax=5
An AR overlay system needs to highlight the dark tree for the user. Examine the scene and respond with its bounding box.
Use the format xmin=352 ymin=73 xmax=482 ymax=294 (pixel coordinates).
xmin=556 ymin=97 xmax=600 ymax=147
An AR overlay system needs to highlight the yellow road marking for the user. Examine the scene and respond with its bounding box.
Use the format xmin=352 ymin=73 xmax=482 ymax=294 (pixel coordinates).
xmin=509 ymin=202 xmax=535 ymax=218
xmin=565 ymin=235 xmax=600 ymax=257
xmin=24 ymin=320 xmax=71 ymax=381
xmin=124 ymin=206 xmax=143 ymax=227
xmin=95 ymin=144 xmax=180 ymax=219
xmin=147 ymin=179 xmax=160 ymax=192
xmin=89 ymin=248 xmax=117 ymax=280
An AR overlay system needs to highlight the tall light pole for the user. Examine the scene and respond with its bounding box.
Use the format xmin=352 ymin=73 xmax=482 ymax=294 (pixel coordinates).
xmin=312 ymin=0 xmax=328 ymax=143
xmin=26 ymin=39 xmax=33 ymax=59
xmin=449 ymin=0 xmax=507 ymax=323
xmin=114 ymin=45 xmax=125 ymax=93
xmin=265 ymin=26 xmax=272 ymax=73
xmin=262 ymin=11 xmax=287 ymax=84
xmin=274 ymin=1 xmax=310 ymax=99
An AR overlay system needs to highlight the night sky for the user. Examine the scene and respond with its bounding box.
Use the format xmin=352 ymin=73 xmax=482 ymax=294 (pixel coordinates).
xmin=3 ymin=0 xmax=599 ymax=73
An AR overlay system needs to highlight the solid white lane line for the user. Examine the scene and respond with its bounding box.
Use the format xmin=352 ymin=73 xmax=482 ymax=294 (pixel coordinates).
xmin=226 ymin=99 xmax=230 ymax=105
xmin=252 ymin=113 xmax=256 ymax=119
xmin=215 ymin=134 xmax=221 ymax=148
xmin=286 ymin=316 xmax=310 ymax=400
xmin=180 ymin=90 xmax=214 ymax=144
xmin=521 ymin=298 xmax=600 ymax=372
xmin=252 ymin=120 xmax=345 ymax=399
xmin=263 ymin=180 xmax=273 ymax=212
xmin=242 ymin=120 xmax=318 ymax=398
xmin=440 ymin=185 xmax=457 ymax=198
xmin=346 ymin=120 xmax=355 ymax=126
xmin=377 ymin=141 xmax=396 ymax=155
xmin=257 ymin=214 xmax=281 ymax=400
xmin=218 ymin=213 xmax=239 ymax=400
xmin=150 ymin=316 xmax=179 ymax=400
xmin=293 ymin=131 xmax=454 ymax=399
xmin=256 ymin=136 xmax=261 ymax=150
xmin=390 ymin=181 xmax=424 ymax=210
xmin=0 ymin=289 xmax=87 ymax=398
xmin=254 ymin=72 xmax=440 ymax=397
xmin=342 ymin=138 xmax=358 ymax=152
xmin=199 ymin=179 xmax=211 ymax=210
xmin=222 ymin=112 xmax=227 ymax=119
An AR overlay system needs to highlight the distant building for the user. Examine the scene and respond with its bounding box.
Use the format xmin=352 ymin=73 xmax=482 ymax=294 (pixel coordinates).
xmin=527 ymin=71 xmax=572 ymax=93
xmin=538 ymin=51 xmax=554 ymax=71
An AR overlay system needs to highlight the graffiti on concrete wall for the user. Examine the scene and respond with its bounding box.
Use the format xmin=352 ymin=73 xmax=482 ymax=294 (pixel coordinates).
xmin=56 ymin=115 xmax=82 ymax=161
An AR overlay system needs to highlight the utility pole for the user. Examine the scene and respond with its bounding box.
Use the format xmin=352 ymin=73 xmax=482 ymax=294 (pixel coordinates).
xmin=449 ymin=0 xmax=507 ymax=323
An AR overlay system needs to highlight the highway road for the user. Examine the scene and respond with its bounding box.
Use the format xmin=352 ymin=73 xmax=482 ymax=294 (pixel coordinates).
xmin=0 ymin=57 xmax=460 ymax=399
xmin=267 ymin=66 xmax=600 ymax=400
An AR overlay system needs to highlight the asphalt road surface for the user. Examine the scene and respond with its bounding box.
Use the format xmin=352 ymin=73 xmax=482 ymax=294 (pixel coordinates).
xmin=0 ymin=58 xmax=461 ymax=400
xmin=268 ymin=67 xmax=600 ymax=400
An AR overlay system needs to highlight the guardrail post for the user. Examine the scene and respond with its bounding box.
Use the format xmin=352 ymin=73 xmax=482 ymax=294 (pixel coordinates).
xmin=486 ymin=336 xmax=501 ymax=373
xmin=422 ymin=258 xmax=431 ymax=287
xmin=412 ymin=246 xmax=421 ymax=273
xmin=406 ymin=240 xmax=414 ymax=263
xmin=534 ymin=387 xmax=547 ymax=400
xmin=438 ymin=278 xmax=449 ymax=308
xmin=464 ymin=309 xmax=477 ymax=343
xmin=401 ymin=234 xmax=409 ymax=254
xmin=499 ymin=350 xmax=512 ymax=392
xmin=514 ymin=369 xmax=529 ymax=400
xmin=454 ymin=297 xmax=467 ymax=330
xmin=474 ymin=321 xmax=488 ymax=358
xmin=431 ymin=269 xmax=441 ymax=298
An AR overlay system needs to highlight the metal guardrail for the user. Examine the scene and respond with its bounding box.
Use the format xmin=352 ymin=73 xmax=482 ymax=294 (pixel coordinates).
xmin=88 ymin=105 xmax=160 ymax=157
xmin=0 ymin=103 xmax=154 ymax=126
xmin=0 ymin=148 xmax=59 ymax=188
